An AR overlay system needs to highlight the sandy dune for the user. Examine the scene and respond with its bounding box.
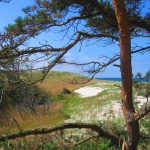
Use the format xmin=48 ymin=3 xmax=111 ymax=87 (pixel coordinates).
xmin=74 ymin=87 xmax=103 ymax=98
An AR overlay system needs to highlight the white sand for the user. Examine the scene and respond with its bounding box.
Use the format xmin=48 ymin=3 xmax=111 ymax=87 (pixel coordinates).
xmin=74 ymin=86 xmax=149 ymax=122
xmin=136 ymin=96 xmax=148 ymax=107
xmin=96 ymin=102 xmax=123 ymax=121
xmin=75 ymin=86 xmax=148 ymax=106
xmin=74 ymin=87 xmax=103 ymax=98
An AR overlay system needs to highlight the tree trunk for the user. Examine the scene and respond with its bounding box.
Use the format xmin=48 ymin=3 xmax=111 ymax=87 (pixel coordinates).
xmin=112 ymin=0 xmax=139 ymax=149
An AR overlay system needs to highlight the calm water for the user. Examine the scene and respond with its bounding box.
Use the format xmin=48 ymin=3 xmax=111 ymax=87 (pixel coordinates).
xmin=97 ymin=78 xmax=149 ymax=82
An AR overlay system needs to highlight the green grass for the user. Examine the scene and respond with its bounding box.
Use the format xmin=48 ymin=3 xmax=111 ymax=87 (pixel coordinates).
xmin=0 ymin=71 xmax=149 ymax=149
xmin=29 ymin=70 xmax=90 ymax=83
xmin=62 ymin=95 xmax=85 ymax=115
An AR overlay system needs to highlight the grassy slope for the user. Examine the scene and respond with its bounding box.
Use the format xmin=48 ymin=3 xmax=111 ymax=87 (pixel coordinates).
xmin=0 ymin=71 xmax=98 ymax=135
xmin=37 ymin=71 xmax=97 ymax=94
xmin=0 ymin=71 xmax=149 ymax=149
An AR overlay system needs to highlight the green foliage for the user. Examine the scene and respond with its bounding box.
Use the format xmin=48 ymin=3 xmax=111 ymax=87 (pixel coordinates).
xmin=0 ymin=0 xmax=149 ymax=148
xmin=30 ymin=85 xmax=51 ymax=105
xmin=138 ymin=137 xmax=150 ymax=150
xmin=2 ymin=81 xmax=50 ymax=106
xmin=35 ymin=9 xmax=50 ymax=24
xmin=62 ymin=96 xmax=84 ymax=114
xmin=97 ymin=89 xmax=108 ymax=97
xmin=0 ymin=79 xmax=149 ymax=149
xmin=139 ymin=113 xmax=150 ymax=134
xmin=86 ymin=0 xmax=117 ymax=35
xmin=0 ymin=70 xmax=51 ymax=112
xmin=45 ymin=71 xmax=89 ymax=81
xmin=54 ymin=94 xmax=66 ymax=101
xmin=0 ymin=136 xmax=119 ymax=150
xmin=1 ymin=137 xmax=40 ymax=150
xmin=53 ymin=88 xmax=71 ymax=101
xmin=135 ymin=72 xmax=143 ymax=80
xmin=144 ymin=70 xmax=150 ymax=82
xmin=133 ymin=70 xmax=150 ymax=99
xmin=69 ymin=138 xmax=119 ymax=150
xmin=61 ymin=88 xmax=71 ymax=94
xmin=43 ymin=142 xmax=59 ymax=150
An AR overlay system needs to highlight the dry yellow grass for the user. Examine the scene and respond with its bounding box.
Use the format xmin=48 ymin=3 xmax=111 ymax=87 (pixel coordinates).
xmin=0 ymin=101 xmax=65 ymax=135
xmin=37 ymin=71 xmax=97 ymax=95
xmin=0 ymin=71 xmax=98 ymax=136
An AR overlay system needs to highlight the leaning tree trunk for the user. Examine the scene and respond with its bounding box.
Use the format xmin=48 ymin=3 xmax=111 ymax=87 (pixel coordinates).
xmin=112 ymin=0 xmax=139 ymax=150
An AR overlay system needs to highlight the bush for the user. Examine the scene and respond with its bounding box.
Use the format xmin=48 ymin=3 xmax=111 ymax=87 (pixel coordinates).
xmin=61 ymin=88 xmax=71 ymax=94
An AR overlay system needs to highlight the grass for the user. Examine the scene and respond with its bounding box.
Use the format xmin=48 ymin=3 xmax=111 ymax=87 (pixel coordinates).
xmin=61 ymin=81 xmax=122 ymax=127
xmin=0 ymin=71 xmax=149 ymax=149
xmin=0 ymin=71 xmax=98 ymax=135
xmin=36 ymin=71 xmax=97 ymax=95
xmin=0 ymin=101 xmax=66 ymax=135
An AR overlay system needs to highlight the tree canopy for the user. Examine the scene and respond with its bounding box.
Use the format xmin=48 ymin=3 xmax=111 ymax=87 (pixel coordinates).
xmin=0 ymin=0 xmax=149 ymax=82
xmin=0 ymin=0 xmax=10 ymax=3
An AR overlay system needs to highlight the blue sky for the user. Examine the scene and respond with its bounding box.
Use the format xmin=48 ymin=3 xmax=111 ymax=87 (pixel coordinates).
xmin=0 ymin=0 xmax=149 ymax=78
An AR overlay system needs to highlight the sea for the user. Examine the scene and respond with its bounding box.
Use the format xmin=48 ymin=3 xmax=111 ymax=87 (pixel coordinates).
xmin=96 ymin=78 xmax=150 ymax=82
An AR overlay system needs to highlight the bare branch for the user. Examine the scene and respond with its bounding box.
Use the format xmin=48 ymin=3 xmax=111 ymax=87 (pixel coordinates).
xmin=135 ymin=105 xmax=150 ymax=121
xmin=80 ymin=32 xmax=119 ymax=41
xmin=0 ymin=32 xmax=82 ymax=60
xmin=54 ymin=12 xmax=100 ymax=27
xmin=113 ymin=64 xmax=121 ymax=68
xmin=0 ymin=123 xmax=122 ymax=146
xmin=131 ymin=46 xmax=150 ymax=54
xmin=62 ymin=45 xmax=150 ymax=84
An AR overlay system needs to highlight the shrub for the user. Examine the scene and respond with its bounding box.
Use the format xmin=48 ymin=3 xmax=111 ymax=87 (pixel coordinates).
xmin=61 ymin=88 xmax=71 ymax=94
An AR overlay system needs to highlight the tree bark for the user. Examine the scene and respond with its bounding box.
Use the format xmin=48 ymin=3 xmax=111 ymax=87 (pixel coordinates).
xmin=112 ymin=0 xmax=139 ymax=149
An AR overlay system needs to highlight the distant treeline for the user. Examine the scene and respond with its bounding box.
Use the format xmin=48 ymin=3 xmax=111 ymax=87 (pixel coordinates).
xmin=97 ymin=78 xmax=150 ymax=82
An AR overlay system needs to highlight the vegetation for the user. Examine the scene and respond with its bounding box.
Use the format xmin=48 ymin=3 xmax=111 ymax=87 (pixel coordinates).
xmin=37 ymin=71 xmax=97 ymax=94
xmin=0 ymin=0 xmax=150 ymax=149
xmin=0 ymin=73 xmax=149 ymax=149
xmin=134 ymin=71 xmax=150 ymax=102
xmin=0 ymin=71 xmax=93 ymax=134
xmin=0 ymin=0 xmax=10 ymax=3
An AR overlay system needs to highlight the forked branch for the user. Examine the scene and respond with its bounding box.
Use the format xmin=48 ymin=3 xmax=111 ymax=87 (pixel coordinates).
xmin=135 ymin=105 xmax=150 ymax=121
